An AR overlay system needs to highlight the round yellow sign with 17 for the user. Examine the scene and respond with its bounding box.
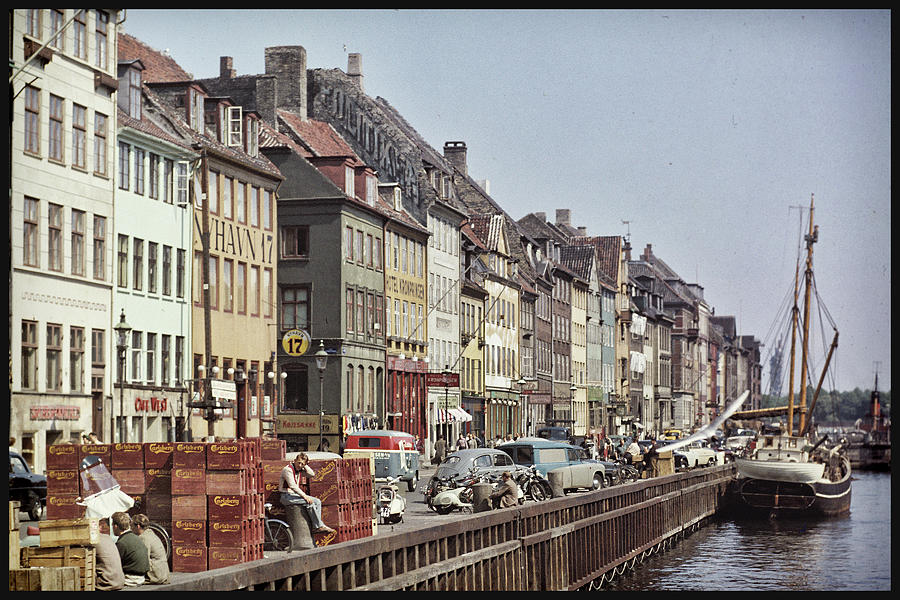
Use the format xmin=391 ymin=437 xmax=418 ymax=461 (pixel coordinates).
xmin=282 ymin=329 xmax=311 ymax=356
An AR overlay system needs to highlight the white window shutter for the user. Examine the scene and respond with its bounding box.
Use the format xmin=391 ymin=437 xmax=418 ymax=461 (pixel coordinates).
xmin=227 ymin=106 xmax=242 ymax=147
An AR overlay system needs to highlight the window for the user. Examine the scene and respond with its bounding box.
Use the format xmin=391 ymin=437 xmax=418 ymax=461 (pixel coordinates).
xmin=48 ymin=204 xmax=62 ymax=272
xmin=235 ymin=181 xmax=245 ymax=224
xmin=147 ymin=242 xmax=157 ymax=293
xmin=72 ymin=104 xmax=87 ymax=169
xmin=23 ymin=197 xmax=39 ymax=267
xmin=356 ymin=230 xmax=364 ymax=265
xmin=374 ymin=237 xmax=383 ymax=271
xmin=118 ymin=142 xmax=130 ymax=189
xmin=176 ymin=249 xmax=185 ymax=298
xmin=208 ymin=255 xmax=219 ymax=310
xmin=375 ymin=295 xmax=384 ymax=337
xmin=263 ymin=190 xmax=272 ymax=230
xmin=250 ymin=186 xmax=259 ymax=227
xmin=70 ymin=326 xmax=85 ymax=393
xmin=223 ymin=177 xmax=233 ymax=219
xmin=161 ymin=335 xmax=171 ymax=386
xmin=175 ymin=336 xmax=184 ymax=383
xmin=24 ymin=85 xmax=40 ymax=155
xmin=91 ymin=329 xmax=105 ymax=392
xmin=283 ymin=365 xmax=309 ymax=412
xmin=49 ymin=10 xmax=65 ymax=50
xmin=146 ymin=333 xmax=156 ymax=384
xmin=93 ymin=215 xmax=106 ymax=280
xmin=131 ymin=331 xmax=142 ymax=382
xmin=208 ymin=171 xmax=218 ymax=214
xmin=149 ymin=154 xmax=159 ymax=199
xmin=346 ymin=289 xmax=355 ymax=333
xmin=73 ymin=11 xmax=86 ymax=60
xmin=227 ymin=106 xmax=242 ymax=147
xmin=46 ymin=323 xmax=62 ymax=391
xmin=163 ymin=159 xmax=174 ymax=204
xmin=128 ymin=68 xmax=141 ymax=119
xmin=345 ymin=166 xmax=355 ymax=198
xmin=132 ymin=238 xmax=143 ymax=291
xmin=263 ymin=268 xmax=272 ymax=318
xmin=249 ymin=265 xmax=259 ymax=316
xmin=345 ymin=226 xmax=354 ymax=261
xmin=176 ymin=161 xmax=188 ymax=205
xmin=71 ymin=209 xmax=85 ymax=276
xmin=282 ymin=287 xmax=309 ymax=331
xmin=222 ymin=258 xmax=233 ymax=312
xmin=26 ymin=9 xmax=41 ymax=37
xmin=49 ymin=94 xmax=64 ymax=162
xmin=94 ymin=112 xmax=108 ymax=176
xmin=365 ymin=234 xmax=373 ymax=267
xmin=162 ymin=245 xmax=172 ymax=295
xmin=281 ymin=226 xmax=309 ymax=258
xmin=134 ymin=148 xmax=145 ymax=195
xmin=235 ymin=262 xmax=246 ymax=313
xmin=95 ymin=10 xmax=108 ymax=70
xmin=356 ymin=290 xmax=365 ymax=336
xmin=366 ymin=175 xmax=376 ymax=206
xmin=116 ymin=236 xmax=127 ymax=286
xmin=189 ymin=88 xmax=205 ymax=133
xmin=21 ymin=321 xmax=38 ymax=390
xmin=244 ymin=114 xmax=258 ymax=156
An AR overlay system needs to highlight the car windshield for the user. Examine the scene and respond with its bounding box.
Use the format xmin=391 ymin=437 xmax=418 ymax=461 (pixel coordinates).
xmin=10 ymin=455 xmax=29 ymax=474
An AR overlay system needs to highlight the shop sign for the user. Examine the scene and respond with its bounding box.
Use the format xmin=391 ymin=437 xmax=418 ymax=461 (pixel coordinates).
xmin=134 ymin=397 xmax=169 ymax=413
xmin=275 ymin=413 xmax=339 ymax=435
xmin=425 ymin=372 xmax=459 ymax=388
xmin=30 ymin=405 xmax=80 ymax=420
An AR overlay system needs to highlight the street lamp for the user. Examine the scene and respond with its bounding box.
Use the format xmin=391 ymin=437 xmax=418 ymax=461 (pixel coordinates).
xmin=570 ymin=380 xmax=577 ymax=436
xmin=517 ymin=378 xmax=527 ymax=436
xmin=113 ymin=310 xmax=132 ymax=443
xmin=315 ymin=341 xmax=328 ymax=451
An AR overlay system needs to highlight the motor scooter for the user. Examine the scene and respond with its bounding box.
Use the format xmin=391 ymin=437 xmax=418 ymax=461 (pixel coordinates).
xmin=429 ymin=470 xmax=478 ymax=515
xmin=375 ymin=476 xmax=406 ymax=524
xmin=514 ymin=465 xmax=552 ymax=502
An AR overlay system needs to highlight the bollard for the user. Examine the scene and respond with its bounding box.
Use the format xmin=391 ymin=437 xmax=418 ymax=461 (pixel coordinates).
xmin=471 ymin=483 xmax=493 ymax=512
xmin=283 ymin=503 xmax=315 ymax=550
xmin=547 ymin=471 xmax=564 ymax=498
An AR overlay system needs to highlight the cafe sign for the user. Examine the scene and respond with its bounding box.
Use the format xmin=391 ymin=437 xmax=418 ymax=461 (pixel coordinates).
xmin=276 ymin=413 xmax=339 ymax=435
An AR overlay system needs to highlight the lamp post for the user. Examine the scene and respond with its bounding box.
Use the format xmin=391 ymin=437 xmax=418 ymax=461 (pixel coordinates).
xmin=113 ymin=310 xmax=132 ymax=443
xmin=570 ymin=380 xmax=577 ymax=437
xmin=517 ymin=378 xmax=527 ymax=436
xmin=442 ymin=365 xmax=451 ymax=441
xmin=314 ymin=341 xmax=328 ymax=451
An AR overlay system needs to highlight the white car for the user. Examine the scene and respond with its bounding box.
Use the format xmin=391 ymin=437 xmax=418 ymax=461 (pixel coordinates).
xmin=679 ymin=441 xmax=718 ymax=468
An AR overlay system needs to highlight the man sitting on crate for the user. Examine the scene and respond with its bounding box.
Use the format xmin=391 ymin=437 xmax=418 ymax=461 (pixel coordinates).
xmin=111 ymin=512 xmax=149 ymax=587
xmin=279 ymin=452 xmax=336 ymax=535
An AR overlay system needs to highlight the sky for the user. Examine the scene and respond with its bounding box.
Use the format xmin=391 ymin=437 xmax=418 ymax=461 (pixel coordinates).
xmin=122 ymin=9 xmax=891 ymax=393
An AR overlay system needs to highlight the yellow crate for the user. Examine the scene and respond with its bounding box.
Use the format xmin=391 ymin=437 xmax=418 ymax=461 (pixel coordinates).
xmin=39 ymin=518 xmax=100 ymax=548
xmin=9 ymin=566 xmax=81 ymax=591
xmin=21 ymin=545 xmax=96 ymax=591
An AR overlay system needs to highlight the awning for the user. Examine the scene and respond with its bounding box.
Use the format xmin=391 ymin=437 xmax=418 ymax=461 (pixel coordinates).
xmin=451 ymin=407 xmax=473 ymax=422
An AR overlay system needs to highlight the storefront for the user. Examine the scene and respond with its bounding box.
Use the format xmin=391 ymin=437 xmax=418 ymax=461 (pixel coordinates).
xmin=387 ymin=356 xmax=427 ymax=441
xmin=484 ymin=389 xmax=520 ymax=440
xmin=276 ymin=413 xmax=341 ymax=453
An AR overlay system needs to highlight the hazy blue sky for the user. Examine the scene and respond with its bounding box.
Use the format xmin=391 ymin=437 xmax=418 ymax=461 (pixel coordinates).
xmin=123 ymin=9 xmax=891 ymax=393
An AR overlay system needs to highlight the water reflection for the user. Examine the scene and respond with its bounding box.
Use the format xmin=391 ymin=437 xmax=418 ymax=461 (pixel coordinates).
xmin=602 ymin=472 xmax=890 ymax=591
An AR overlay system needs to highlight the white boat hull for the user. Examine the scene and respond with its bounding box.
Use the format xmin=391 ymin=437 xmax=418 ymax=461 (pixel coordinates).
xmin=735 ymin=458 xmax=825 ymax=483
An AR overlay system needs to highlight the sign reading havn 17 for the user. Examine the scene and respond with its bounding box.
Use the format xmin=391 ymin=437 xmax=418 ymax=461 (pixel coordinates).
xmin=425 ymin=372 xmax=460 ymax=388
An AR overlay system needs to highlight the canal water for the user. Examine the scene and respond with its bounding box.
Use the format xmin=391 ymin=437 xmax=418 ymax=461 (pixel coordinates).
xmin=601 ymin=471 xmax=891 ymax=591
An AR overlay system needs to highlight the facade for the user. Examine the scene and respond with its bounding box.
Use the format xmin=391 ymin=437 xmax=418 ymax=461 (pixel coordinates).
xmin=10 ymin=9 xmax=122 ymax=471
xmin=458 ymin=225 xmax=488 ymax=440
xmin=113 ymin=59 xmax=198 ymax=444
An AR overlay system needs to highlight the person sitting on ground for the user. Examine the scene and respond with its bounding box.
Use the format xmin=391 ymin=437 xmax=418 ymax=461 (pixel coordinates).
xmin=279 ymin=452 xmax=335 ymax=535
xmin=94 ymin=532 xmax=125 ymax=591
xmin=131 ymin=514 xmax=170 ymax=585
xmin=489 ymin=471 xmax=520 ymax=509
xmin=111 ymin=512 xmax=149 ymax=587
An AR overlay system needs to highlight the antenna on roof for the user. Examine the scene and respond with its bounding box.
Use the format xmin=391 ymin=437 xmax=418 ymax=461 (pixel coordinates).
xmin=622 ymin=220 xmax=632 ymax=242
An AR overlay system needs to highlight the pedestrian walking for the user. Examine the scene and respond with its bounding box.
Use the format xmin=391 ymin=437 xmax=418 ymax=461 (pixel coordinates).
xmin=432 ymin=435 xmax=448 ymax=465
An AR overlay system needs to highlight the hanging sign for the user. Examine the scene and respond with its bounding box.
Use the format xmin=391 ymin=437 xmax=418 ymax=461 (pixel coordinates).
xmin=282 ymin=329 xmax=311 ymax=356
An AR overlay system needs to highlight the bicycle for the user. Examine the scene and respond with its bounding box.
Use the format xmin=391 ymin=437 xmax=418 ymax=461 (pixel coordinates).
xmin=263 ymin=503 xmax=293 ymax=552
xmin=148 ymin=521 xmax=172 ymax=561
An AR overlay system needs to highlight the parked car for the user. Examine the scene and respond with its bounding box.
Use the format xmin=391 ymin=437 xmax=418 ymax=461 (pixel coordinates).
xmin=662 ymin=429 xmax=685 ymax=440
xmin=535 ymin=426 xmax=571 ymax=442
xmin=657 ymin=440 xmax=693 ymax=472
xmin=9 ymin=451 xmax=46 ymax=521
xmin=679 ymin=440 xmax=718 ymax=468
xmin=424 ymin=448 xmax=523 ymax=503
xmin=497 ymin=438 xmax=607 ymax=492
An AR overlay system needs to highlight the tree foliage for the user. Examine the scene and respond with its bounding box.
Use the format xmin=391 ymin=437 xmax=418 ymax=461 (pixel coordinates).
xmin=760 ymin=387 xmax=891 ymax=427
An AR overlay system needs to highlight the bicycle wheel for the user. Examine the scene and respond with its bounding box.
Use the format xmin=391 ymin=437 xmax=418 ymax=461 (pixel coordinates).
xmin=148 ymin=522 xmax=171 ymax=561
xmin=265 ymin=518 xmax=294 ymax=552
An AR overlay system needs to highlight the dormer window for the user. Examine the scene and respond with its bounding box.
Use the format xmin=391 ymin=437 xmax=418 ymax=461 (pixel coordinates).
xmin=117 ymin=61 xmax=144 ymax=120
xmin=365 ymin=175 xmax=376 ymax=206
xmin=345 ymin=165 xmax=355 ymax=198
xmin=243 ymin=114 xmax=258 ymax=157
xmin=227 ymin=106 xmax=242 ymax=147
xmin=441 ymin=176 xmax=451 ymax=199
xmin=393 ymin=187 xmax=402 ymax=211
xmin=188 ymin=87 xmax=205 ymax=133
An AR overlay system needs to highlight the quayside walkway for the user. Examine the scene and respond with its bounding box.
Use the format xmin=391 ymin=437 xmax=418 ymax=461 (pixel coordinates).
xmin=136 ymin=464 xmax=735 ymax=591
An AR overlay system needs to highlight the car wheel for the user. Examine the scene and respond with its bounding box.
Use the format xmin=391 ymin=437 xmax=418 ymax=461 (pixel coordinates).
xmin=592 ymin=472 xmax=604 ymax=490
xmin=25 ymin=492 xmax=43 ymax=521
xmin=407 ymin=472 xmax=418 ymax=492
xmin=707 ymin=457 xmax=716 ymax=467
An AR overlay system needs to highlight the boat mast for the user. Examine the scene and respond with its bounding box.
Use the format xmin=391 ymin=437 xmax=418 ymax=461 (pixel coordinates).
xmin=797 ymin=194 xmax=818 ymax=436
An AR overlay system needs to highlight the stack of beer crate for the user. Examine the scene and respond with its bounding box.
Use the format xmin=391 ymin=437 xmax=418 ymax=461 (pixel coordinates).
xmin=308 ymin=456 xmax=374 ymax=547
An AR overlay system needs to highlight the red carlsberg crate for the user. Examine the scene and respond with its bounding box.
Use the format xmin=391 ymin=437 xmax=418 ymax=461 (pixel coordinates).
xmin=110 ymin=469 xmax=145 ymax=494
xmin=207 ymin=494 xmax=250 ymax=521
xmin=207 ymin=520 xmax=247 ymax=548
xmin=207 ymin=546 xmax=245 ymax=570
xmin=46 ymin=469 xmax=80 ymax=495
xmin=171 ymin=468 xmax=206 ymax=495
xmin=173 ymin=442 xmax=207 ymax=468
xmin=111 ymin=443 xmax=144 ymax=469
xmin=171 ymin=495 xmax=207 ymax=521
xmin=206 ymin=442 xmax=248 ymax=470
xmin=308 ymin=459 xmax=343 ymax=484
xmin=171 ymin=519 xmax=207 ymax=546
xmin=259 ymin=438 xmax=285 ymax=461
xmin=143 ymin=469 xmax=172 ymax=494
xmin=143 ymin=492 xmax=173 ymax=522
xmin=205 ymin=470 xmax=248 ymax=495
xmin=46 ymin=444 xmax=80 ymax=469
xmin=45 ymin=494 xmax=84 ymax=520
xmin=308 ymin=481 xmax=342 ymax=506
xmin=172 ymin=545 xmax=207 ymax=573
xmin=79 ymin=443 xmax=112 ymax=462
xmin=144 ymin=442 xmax=175 ymax=469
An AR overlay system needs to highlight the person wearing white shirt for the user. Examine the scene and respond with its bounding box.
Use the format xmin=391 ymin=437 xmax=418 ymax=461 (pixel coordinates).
xmin=279 ymin=452 xmax=335 ymax=535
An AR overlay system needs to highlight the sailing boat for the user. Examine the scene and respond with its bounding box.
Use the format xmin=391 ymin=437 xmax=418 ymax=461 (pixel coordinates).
xmin=732 ymin=195 xmax=852 ymax=518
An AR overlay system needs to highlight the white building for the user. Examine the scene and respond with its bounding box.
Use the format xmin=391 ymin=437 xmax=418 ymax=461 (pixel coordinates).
xmin=10 ymin=9 xmax=122 ymax=471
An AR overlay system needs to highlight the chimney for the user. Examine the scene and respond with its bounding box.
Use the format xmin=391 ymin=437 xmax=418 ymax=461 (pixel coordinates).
xmin=220 ymin=56 xmax=236 ymax=79
xmin=347 ymin=53 xmax=364 ymax=92
xmin=556 ymin=209 xmax=571 ymax=227
xmin=578 ymin=226 xmax=587 ymax=236
xmin=535 ymin=212 xmax=546 ymax=222
xmin=643 ymin=244 xmax=653 ymax=261
xmin=443 ymin=141 xmax=467 ymax=177
xmin=264 ymin=46 xmax=307 ymax=120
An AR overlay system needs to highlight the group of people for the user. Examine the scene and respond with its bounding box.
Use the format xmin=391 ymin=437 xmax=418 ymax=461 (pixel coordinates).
xmin=429 ymin=431 xmax=527 ymax=465
xmin=94 ymin=512 xmax=170 ymax=590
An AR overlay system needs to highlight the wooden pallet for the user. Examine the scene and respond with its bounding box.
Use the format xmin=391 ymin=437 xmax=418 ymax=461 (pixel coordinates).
xmin=9 ymin=566 xmax=81 ymax=591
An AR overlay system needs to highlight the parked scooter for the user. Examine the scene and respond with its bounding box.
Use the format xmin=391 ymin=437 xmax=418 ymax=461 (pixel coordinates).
xmin=514 ymin=465 xmax=553 ymax=502
xmin=429 ymin=470 xmax=478 ymax=515
xmin=375 ymin=476 xmax=406 ymax=524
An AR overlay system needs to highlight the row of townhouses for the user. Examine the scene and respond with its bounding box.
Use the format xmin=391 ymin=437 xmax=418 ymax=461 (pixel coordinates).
xmin=10 ymin=9 xmax=762 ymax=471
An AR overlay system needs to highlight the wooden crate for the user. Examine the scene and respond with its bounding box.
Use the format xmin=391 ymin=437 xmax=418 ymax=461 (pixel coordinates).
xmin=21 ymin=545 xmax=96 ymax=591
xmin=9 ymin=566 xmax=81 ymax=591
xmin=9 ymin=501 xmax=21 ymax=532
xmin=39 ymin=518 xmax=100 ymax=548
